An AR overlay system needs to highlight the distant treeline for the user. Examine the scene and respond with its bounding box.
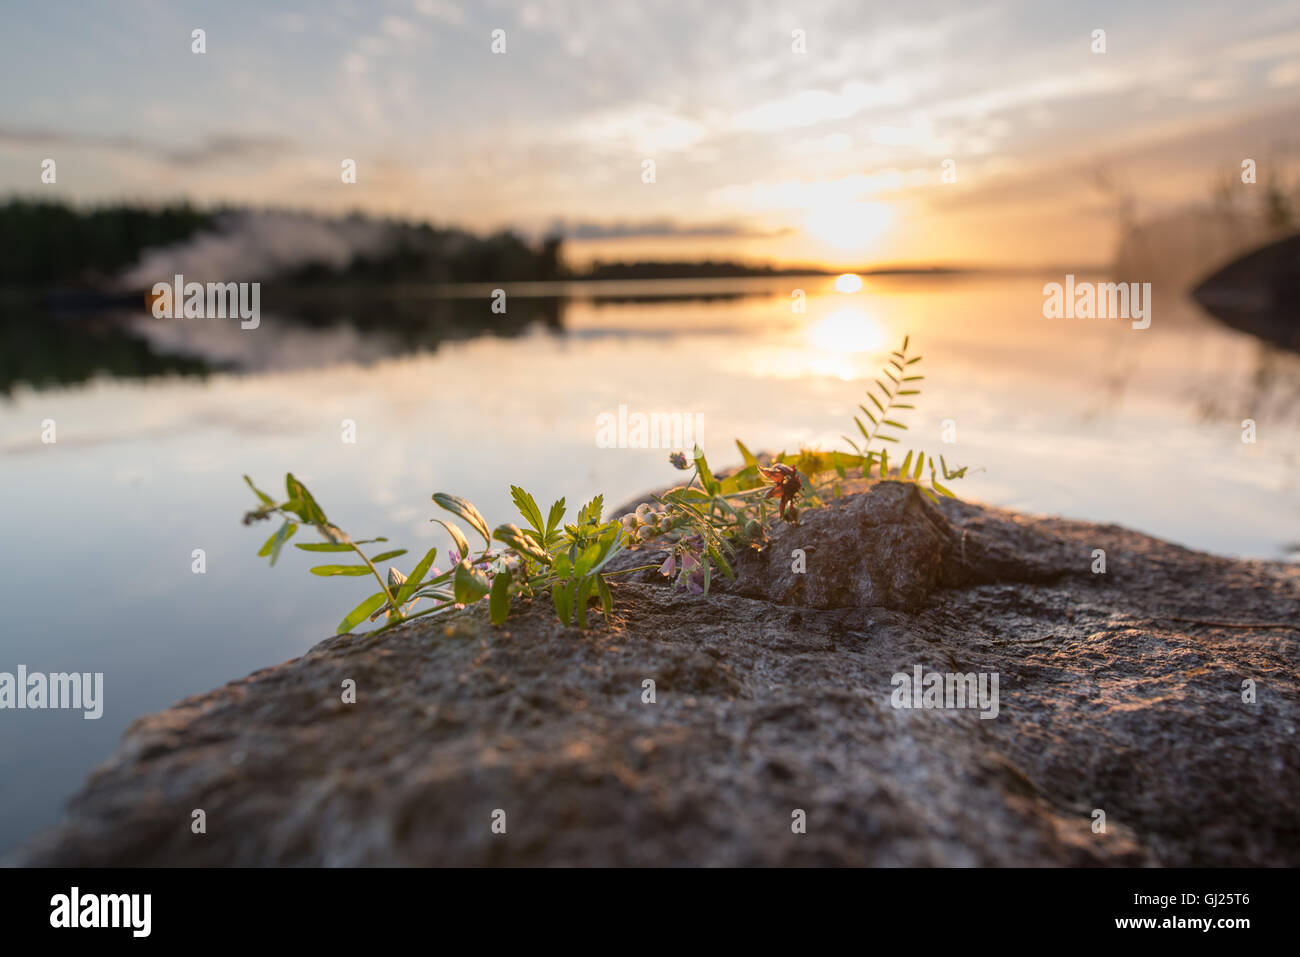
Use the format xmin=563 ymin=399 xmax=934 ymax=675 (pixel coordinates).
xmin=285 ymin=226 xmax=564 ymax=285
xmin=581 ymin=259 xmax=821 ymax=280
xmin=1 ymin=200 xmax=215 ymax=286
xmin=1 ymin=199 xmax=825 ymax=289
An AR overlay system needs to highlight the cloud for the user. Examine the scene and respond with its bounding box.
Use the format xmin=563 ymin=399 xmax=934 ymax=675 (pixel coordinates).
xmin=0 ymin=128 xmax=294 ymax=167
xmin=551 ymin=218 xmax=789 ymax=240
xmin=731 ymin=80 xmax=911 ymax=132
xmin=413 ymin=0 xmax=464 ymax=25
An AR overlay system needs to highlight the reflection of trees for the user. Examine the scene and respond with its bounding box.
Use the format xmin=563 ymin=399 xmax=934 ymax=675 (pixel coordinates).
xmin=0 ymin=299 xmax=213 ymax=395
xmin=1075 ymin=293 xmax=1300 ymax=430
xmin=0 ymin=292 xmax=570 ymax=393
xmin=1191 ymin=340 xmax=1300 ymax=427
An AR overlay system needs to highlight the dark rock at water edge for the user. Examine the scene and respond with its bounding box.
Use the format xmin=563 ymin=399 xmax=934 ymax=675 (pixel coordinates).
xmin=11 ymin=481 xmax=1299 ymax=866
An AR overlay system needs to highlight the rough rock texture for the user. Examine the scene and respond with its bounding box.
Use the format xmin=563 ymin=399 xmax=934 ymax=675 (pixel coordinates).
xmin=11 ymin=481 xmax=1300 ymax=866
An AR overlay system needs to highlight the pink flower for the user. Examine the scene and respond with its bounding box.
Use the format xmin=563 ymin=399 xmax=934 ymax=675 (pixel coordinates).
xmin=659 ymin=552 xmax=677 ymax=577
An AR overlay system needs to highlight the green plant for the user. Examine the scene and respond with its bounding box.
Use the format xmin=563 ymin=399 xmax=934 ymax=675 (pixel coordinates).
xmin=241 ymin=335 xmax=966 ymax=633
xmin=241 ymin=478 xmax=659 ymax=635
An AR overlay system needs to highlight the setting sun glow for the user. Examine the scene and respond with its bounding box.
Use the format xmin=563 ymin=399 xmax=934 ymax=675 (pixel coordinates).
xmin=807 ymin=306 xmax=885 ymax=356
xmin=835 ymin=273 xmax=863 ymax=293
xmin=804 ymin=202 xmax=893 ymax=254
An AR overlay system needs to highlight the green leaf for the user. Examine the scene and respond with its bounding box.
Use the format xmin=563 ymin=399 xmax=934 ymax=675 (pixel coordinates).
xmin=309 ymin=564 xmax=371 ymax=576
xmin=693 ymin=444 xmax=720 ymax=495
xmin=494 ymin=523 xmax=550 ymax=564
xmin=867 ymin=393 xmax=885 ymax=414
xmin=706 ymin=544 xmax=735 ymax=582
xmin=510 ymin=486 xmax=545 ymax=535
xmin=736 ymin=439 xmax=759 ymax=468
xmin=574 ymin=541 xmax=602 ymax=576
xmin=453 ymin=561 xmax=491 ymax=604
xmin=596 ymin=574 xmax=613 ymax=620
xmin=702 ymin=555 xmax=712 ymax=596
xmin=880 ymin=449 xmax=889 ymax=477
xmin=243 ymin=475 xmax=274 ymax=506
xmin=900 ymin=450 xmax=913 ymax=478
xmin=574 ymin=575 xmax=595 ymax=628
xmin=552 ymin=551 xmax=572 ymax=579
xmin=882 ymin=420 xmax=908 ymax=430
xmin=906 ymin=355 xmax=923 ymax=364
xmin=431 ymin=518 xmax=471 ymax=562
xmin=552 ymin=581 xmax=575 ymax=625
xmin=294 ymin=542 xmax=355 ymax=552
xmin=913 ymin=451 xmax=924 ymax=480
xmin=545 ymin=498 xmax=566 ymax=538
xmin=432 ymin=493 xmax=491 ymax=547
xmin=577 ymin=494 xmax=604 ymax=527
xmin=396 ymin=547 xmax=438 ymax=605
xmin=369 ymin=549 xmax=408 ymax=563
xmin=258 ymin=520 xmax=298 ymax=567
xmin=489 ymin=568 xmax=512 ymax=626
xmin=284 ymin=474 xmax=327 ymax=524
xmin=336 ymin=592 xmax=388 ymax=634
xmin=940 ymin=455 xmax=968 ymax=480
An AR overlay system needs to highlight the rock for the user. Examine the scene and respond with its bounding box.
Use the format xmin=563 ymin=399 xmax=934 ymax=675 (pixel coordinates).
xmin=10 ymin=481 xmax=1299 ymax=866
xmin=1193 ymin=230 xmax=1300 ymax=353
xmin=725 ymin=482 xmax=1074 ymax=611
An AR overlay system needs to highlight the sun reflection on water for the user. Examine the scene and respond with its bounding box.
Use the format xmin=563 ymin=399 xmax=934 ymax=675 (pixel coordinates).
xmin=807 ymin=305 xmax=886 ymax=356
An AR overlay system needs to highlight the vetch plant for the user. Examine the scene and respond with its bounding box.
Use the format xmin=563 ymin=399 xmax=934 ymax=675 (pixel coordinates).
xmin=242 ymin=477 xmax=658 ymax=634
xmin=241 ymin=336 xmax=967 ymax=633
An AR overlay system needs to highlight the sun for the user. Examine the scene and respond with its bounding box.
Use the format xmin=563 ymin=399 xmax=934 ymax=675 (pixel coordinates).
xmin=835 ymin=273 xmax=863 ymax=293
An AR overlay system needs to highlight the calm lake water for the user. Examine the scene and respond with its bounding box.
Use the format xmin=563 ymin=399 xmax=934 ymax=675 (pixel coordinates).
xmin=2 ymin=273 xmax=1298 ymax=854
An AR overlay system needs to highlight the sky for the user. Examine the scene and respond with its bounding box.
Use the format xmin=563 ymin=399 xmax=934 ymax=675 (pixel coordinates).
xmin=2 ymin=0 xmax=1299 ymax=268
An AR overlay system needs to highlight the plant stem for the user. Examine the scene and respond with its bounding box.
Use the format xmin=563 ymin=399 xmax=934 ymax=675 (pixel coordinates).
xmin=348 ymin=539 xmax=401 ymax=620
